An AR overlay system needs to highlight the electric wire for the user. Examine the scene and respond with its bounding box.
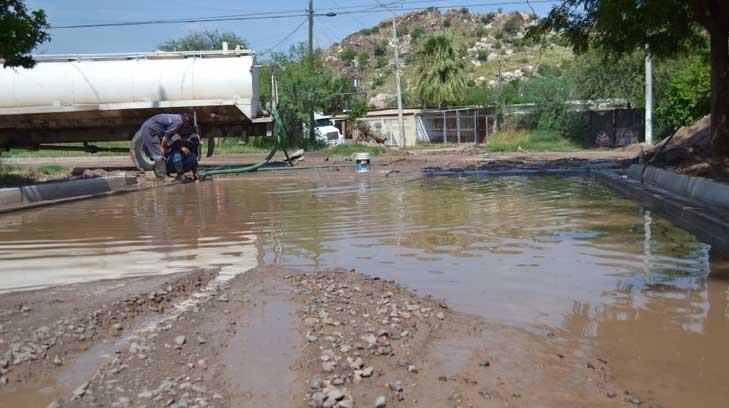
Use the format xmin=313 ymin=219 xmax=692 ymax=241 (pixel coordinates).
xmin=50 ymin=1 xmax=558 ymax=29
xmin=258 ymin=18 xmax=309 ymax=56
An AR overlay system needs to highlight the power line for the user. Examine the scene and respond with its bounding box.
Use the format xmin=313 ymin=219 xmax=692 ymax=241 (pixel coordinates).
xmin=49 ymin=0 xmax=558 ymax=30
xmin=337 ymin=0 xmax=558 ymax=16
xmin=258 ymin=19 xmax=309 ymax=56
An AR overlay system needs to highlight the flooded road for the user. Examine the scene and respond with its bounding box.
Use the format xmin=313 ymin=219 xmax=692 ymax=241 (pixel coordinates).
xmin=1 ymin=172 xmax=727 ymax=406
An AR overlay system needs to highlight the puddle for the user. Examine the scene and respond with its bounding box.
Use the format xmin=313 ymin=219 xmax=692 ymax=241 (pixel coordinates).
xmin=433 ymin=337 xmax=481 ymax=377
xmin=1 ymin=173 xmax=728 ymax=405
xmin=225 ymin=293 xmax=297 ymax=406
xmin=0 ymin=382 xmax=60 ymax=408
xmin=0 ymin=235 xmax=258 ymax=406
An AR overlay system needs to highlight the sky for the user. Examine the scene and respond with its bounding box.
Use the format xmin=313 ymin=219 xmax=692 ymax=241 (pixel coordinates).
xmin=26 ymin=0 xmax=555 ymax=57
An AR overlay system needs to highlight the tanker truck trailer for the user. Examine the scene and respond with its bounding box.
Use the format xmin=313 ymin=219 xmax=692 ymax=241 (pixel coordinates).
xmin=0 ymin=49 xmax=271 ymax=170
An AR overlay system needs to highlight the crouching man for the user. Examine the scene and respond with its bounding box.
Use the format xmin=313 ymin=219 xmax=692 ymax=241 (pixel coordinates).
xmin=165 ymin=133 xmax=200 ymax=181
xmin=138 ymin=113 xmax=196 ymax=178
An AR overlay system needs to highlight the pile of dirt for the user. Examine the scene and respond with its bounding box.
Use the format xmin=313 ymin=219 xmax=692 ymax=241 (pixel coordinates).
xmin=645 ymin=115 xmax=729 ymax=180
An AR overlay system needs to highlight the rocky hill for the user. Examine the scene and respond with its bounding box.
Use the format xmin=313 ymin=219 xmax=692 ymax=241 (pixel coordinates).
xmin=325 ymin=9 xmax=572 ymax=108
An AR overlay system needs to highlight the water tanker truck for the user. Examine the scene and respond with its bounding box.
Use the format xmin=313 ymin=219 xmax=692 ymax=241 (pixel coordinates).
xmin=0 ymin=49 xmax=271 ymax=170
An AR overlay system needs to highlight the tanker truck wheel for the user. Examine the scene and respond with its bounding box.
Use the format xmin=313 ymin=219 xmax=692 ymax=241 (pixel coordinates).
xmin=130 ymin=131 xmax=155 ymax=171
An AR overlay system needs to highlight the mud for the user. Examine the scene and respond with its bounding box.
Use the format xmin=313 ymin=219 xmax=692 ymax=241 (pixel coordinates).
xmin=1 ymin=266 xmax=631 ymax=408
xmin=0 ymin=270 xmax=217 ymax=407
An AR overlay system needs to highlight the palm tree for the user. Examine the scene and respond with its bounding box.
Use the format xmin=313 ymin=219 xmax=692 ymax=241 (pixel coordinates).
xmin=414 ymin=33 xmax=467 ymax=108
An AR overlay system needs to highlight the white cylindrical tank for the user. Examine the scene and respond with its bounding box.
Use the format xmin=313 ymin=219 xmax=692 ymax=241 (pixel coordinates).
xmin=0 ymin=51 xmax=257 ymax=117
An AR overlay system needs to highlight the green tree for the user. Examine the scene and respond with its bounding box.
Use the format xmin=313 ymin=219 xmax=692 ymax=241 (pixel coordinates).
xmin=568 ymin=49 xmax=646 ymax=107
xmin=520 ymin=75 xmax=577 ymax=132
xmin=531 ymin=0 xmax=729 ymax=158
xmin=0 ymin=0 xmax=49 ymax=68
xmin=460 ymin=83 xmax=497 ymax=106
xmin=159 ymin=30 xmax=248 ymax=51
xmin=414 ymin=33 xmax=466 ymax=108
xmin=340 ymin=48 xmax=356 ymax=62
xmin=259 ymin=43 xmax=353 ymax=145
xmin=656 ymin=56 xmax=711 ymax=130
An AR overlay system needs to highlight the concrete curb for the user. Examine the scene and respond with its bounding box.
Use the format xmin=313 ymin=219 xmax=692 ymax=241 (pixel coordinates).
xmin=0 ymin=175 xmax=141 ymax=213
xmin=626 ymin=164 xmax=729 ymax=209
xmin=595 ymin=170 xmax=729 ymax=253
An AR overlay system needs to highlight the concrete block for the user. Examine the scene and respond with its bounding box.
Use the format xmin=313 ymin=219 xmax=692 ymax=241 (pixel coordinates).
xmin=596 ymin=170 xmax=729 ymax=254
xmin=0 ymin=175 xmax=138 ymax=211
xmin=626 ymin=165 xmax=729 ymax=209
xmin=0 ymin=188 xmax=22 ymax=207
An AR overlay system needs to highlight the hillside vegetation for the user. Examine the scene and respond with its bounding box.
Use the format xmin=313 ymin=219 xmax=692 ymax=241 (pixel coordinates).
xmin=326 ymin=9 xmax=571 ymax=108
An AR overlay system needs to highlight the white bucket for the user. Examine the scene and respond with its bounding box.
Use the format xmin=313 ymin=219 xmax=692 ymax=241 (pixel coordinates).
xmin=355 ymin=152 xmax=371 ymax=173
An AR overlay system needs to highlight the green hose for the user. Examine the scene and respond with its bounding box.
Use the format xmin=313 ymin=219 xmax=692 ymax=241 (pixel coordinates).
xmin=198 ymin=110 xmax=287 ymax=181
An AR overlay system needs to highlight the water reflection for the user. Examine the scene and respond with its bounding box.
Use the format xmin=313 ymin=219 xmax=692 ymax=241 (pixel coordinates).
xmin=0 ymin=181 xmax=259 ymax=292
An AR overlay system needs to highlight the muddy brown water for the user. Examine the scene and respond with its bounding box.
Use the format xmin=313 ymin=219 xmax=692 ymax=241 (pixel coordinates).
xmin=1 ymin=172 xmax=728 ymax=406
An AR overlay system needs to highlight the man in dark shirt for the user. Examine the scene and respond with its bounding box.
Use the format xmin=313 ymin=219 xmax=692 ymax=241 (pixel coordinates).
xmin=165 ymin=133 xmax=200 ymax=181
xmin=138 ymin=113 xmax=195 ymax=178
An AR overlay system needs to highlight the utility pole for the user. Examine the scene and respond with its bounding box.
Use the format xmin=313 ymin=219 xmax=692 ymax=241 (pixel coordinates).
xmin=496 ymin=56 xmax=503 ymax=131
xmin=392 ymin=16 xmax=405 ymax=148
xmin=353 ymin=57 xmax=360 ymax=91
xmin=645 ymin=44 xmax=653 ymax=145
xmin=373 ymin=0 xmax=405 ymax=148
xmin=307 ymin=0 xmax=315 ymax=143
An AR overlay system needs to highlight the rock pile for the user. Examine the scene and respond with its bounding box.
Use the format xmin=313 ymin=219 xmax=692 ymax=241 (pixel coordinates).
xmin=287 ymin=270 xmax=450 ymax=407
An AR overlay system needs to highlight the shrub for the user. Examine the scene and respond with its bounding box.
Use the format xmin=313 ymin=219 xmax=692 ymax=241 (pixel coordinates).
xmin=411 ymin=27 xmax=425 ymax=42
xmin=443 ymin=19 xmax=451 ymax=28
xmin=477 ymin=50 xmax=489 ymax=62
xmin=494 ymin=29 xmax=505 ymax=40
xmin=503 ymin=17 xmax=520 ymax=35
xmin=481 ymin=12 xmax=496 ymax=24
xmin=537 ymin=64 xmax=562 ymax=78
xmin=360 ymin=28 xmax=372 ymax=36
xmin=357 ymin=52 xmax=369 ymax=66
xmin=340 ymin=48 xmax=357 ymax=62
xmin=374 ymin=42 xmax=387 ymax=56
xmin=460 ymin=7 xmax=469 ymax=14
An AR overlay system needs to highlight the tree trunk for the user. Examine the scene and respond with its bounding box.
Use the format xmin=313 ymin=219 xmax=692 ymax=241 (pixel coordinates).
xmin=709 ymin=27 xmax=729 ymax=159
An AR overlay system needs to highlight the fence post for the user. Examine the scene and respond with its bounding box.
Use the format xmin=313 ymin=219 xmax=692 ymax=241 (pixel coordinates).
xmin=474 ymin=110 xmax=479 ymax=145
xmin=456 ymin=110 xmax=461 ymax=144
xmin=485 ymin=114 xmax=489 ymax=143
xmin=442 ymin=111 xmax=446 ymax=144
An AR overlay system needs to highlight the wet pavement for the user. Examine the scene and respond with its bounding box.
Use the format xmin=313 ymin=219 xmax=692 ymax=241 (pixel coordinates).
xmin=1 ymin=170 xmax=728 ymax=406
